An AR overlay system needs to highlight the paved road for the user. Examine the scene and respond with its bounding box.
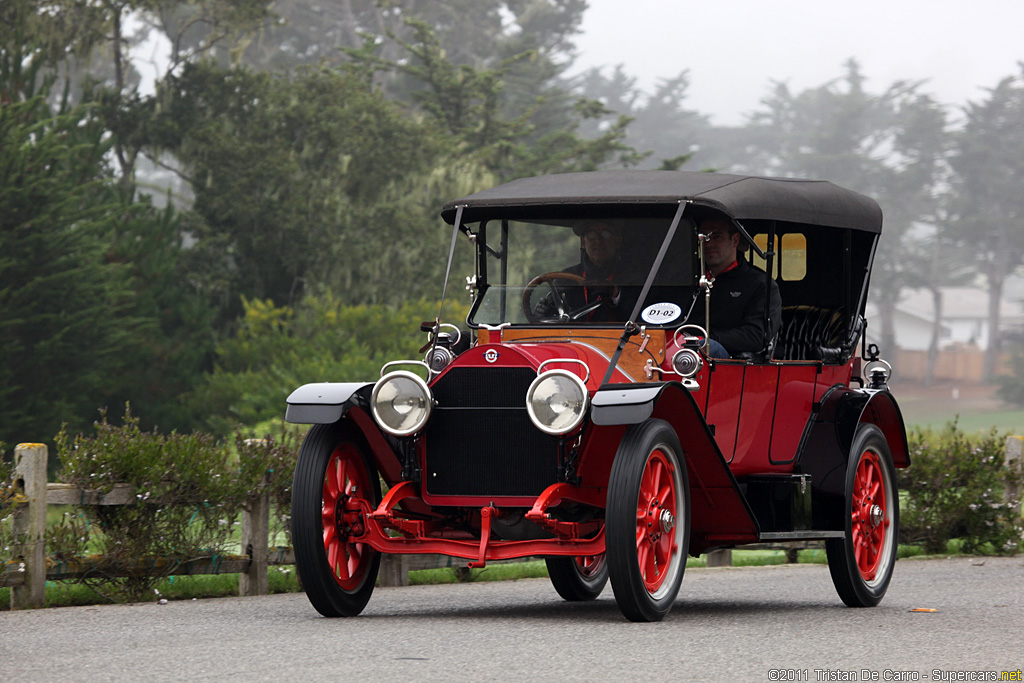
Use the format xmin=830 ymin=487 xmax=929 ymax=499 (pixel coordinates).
xmin=2 ymin=557 xmax=1022 ymax=682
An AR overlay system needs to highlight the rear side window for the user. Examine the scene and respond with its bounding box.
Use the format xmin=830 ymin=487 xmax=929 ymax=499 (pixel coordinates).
xmin=752 ymin=233 xmax=807 ymax=281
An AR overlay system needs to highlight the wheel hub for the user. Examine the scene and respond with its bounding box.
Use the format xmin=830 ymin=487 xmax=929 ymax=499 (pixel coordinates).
xmin=869 ymin=503 xmax=884 ymax=528
xmin=334 ymin=493 xmax=367 ymax=538
xmin=646 ymin=499 xmax=668 ymax=543
xmin=335 ymin=495 xmax=349 ymax=534
xmin=659 ymin=509 xmax=676 ymax=534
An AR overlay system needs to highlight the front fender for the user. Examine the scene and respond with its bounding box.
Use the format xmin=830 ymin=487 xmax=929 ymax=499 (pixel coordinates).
xmin=285 ymin=382 xmax=373 ymax=424
xmin=590 ymin=381 xmax=760 ymax=553
xmin=591 ymin=383 xmax=665 ymax=425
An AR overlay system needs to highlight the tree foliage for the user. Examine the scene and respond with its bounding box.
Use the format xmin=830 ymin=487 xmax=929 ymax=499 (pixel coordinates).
xmin=191 ymin=295 xmax=470 ymax=434
xmin=946 ymin=65 xmax=1024 ymax=379
xmin=151 ymin=61 xmax=446 ymax=312
xmin=343 ymin=17 xmax=640 ymax=181
xmin=6 ymin=0 xmax=1024 ymax=444
xmin=1 ymin=6 xmax=220 ymax=441
xmin=575 ymin=65 xmax=711 ymax=170
xmin=734 ymin=60 xmax=951 ymax=356
xmin=0 ymin=0 xmax=116 ymax=100
xmin=0 ymin=95 xmax=148 ymax=446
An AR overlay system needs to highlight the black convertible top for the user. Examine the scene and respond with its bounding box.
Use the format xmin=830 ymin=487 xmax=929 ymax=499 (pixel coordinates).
xmin=440 ymin=170 xmax=883 ymax=233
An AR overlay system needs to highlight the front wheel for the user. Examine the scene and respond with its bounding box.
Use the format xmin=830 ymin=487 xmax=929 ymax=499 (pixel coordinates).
xmin=826 ymin=423 xmax=899 ymax=607
xmin=292 ymin=423 xmax=382 ymax=617
xmin=606 ymin=419 xmax=689 ymax=622
xmin=546 ymin=554 xmax=608 ymax=601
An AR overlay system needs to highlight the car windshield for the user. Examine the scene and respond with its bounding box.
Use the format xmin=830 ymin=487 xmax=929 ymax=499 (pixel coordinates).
xmin=467 ymin=216 xmax=699 ymax=327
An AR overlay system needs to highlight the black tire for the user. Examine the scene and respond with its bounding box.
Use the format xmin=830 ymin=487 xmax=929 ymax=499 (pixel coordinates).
xmin=606 ymin=419 xmax=689 ymax=622
xmin=546 ymin=554 xmax=608 ymax=601
xmin=826 ymin=423 xmax=899 ymax=607
xmin=292 ymin=422 xmax=382 ymax=617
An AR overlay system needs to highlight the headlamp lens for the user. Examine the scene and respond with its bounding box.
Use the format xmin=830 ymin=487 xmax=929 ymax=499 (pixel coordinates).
xmin=526 ymin=370 xmax=588 ymax=436
xmin=371 ymin=371 xmax=432 ymax=436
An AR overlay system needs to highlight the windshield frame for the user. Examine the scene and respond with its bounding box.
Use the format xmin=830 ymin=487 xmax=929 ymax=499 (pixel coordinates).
xmin=465 ymin=205 xmax=709 ymax=331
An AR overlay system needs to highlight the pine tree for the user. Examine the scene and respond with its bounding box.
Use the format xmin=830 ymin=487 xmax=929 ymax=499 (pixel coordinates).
xmin=0 ymin=96 xmax=146 ymax=445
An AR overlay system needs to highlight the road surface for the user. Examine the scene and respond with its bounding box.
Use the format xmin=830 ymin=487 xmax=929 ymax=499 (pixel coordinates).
xmin=2 ymin=557 xmax=1021 ymax=682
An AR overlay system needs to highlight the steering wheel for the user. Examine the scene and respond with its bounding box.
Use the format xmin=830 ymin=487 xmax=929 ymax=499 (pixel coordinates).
xmin=521 ymin=272 xmax=619 ymax=323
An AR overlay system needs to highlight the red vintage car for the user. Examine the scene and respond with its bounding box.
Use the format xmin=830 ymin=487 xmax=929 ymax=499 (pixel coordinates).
xmin=286 ymin=170 xmax=908 ymax=622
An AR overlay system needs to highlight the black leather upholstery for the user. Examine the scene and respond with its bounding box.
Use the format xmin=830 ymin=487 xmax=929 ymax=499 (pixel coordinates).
xmin=775 ymin=306 xmax=848 ymax=362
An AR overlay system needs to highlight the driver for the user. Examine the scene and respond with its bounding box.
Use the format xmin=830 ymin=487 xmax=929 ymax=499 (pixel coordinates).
xmin=534 ymin=221 xmax=626 ymax=322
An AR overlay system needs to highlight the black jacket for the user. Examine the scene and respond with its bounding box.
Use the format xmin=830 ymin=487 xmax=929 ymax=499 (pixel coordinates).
xmin=689 ymin=256 xmax=782 ymax=356
xmin=557 ymin=255 xmax=626 ymax=322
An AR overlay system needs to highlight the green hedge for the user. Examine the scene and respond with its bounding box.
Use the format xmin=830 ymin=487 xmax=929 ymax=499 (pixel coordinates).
xmin=28 ymin=408 xmax=302 ymax=602
xmin=897 ymin=423 xmax=1022 ymax=555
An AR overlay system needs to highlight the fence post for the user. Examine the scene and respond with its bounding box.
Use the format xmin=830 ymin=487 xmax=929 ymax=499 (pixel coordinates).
xmin=705 ymin=548 xmax=732 ymax=568
xmin=1006 ymin=435 xmax=1023 ymax=519
xmin=11 ymin=443 xmax=48 ymax=609
xmin=378 ymin=554 xmax=410 ymax=587
xmin=239 ymin=480 xmax=270 ymax=596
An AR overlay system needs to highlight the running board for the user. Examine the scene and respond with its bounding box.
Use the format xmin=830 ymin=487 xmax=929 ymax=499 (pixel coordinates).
xmin=758 ymin=531 xmax=845 ymax=541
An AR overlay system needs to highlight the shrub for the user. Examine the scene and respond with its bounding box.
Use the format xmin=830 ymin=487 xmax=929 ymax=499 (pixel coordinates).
xmin=232 ymin=423 xmax=303 ymax=546
xmin=0 ymin=444 xmax=12 ymax=561
xmin=0 ymin=442 xmax=11 ymax=512
xmin=190 ymin=295 xmax=469 ymax=434
xmin=996 ymin=343 xmax=1024 ymax=406
xmin=897 ymin=422 xmax=1023 ymax=555
xmin=56 ymin=407 xmax=241 ymax=602
xmin=0 ymin=411 xmax=302 ymax=604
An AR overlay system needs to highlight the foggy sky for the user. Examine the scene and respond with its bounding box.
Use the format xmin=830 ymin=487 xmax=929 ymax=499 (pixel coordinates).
xmin=571 ymin=0 xmax=1024 ymax=126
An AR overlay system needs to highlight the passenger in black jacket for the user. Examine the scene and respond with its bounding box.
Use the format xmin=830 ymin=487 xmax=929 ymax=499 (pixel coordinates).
xmin=690 ymin=218 xmax=782 ymax=357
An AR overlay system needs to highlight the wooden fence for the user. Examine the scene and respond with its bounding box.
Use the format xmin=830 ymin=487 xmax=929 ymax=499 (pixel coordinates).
xmin=893 ymin=348 xmax=1010 ymax=383
xmin=2 ymin=444 xmax=451 ymax=609
xmin=3 ymin=443 xmax=297 ymax=609
xmin=8 ymin=437 xmax=1022 ymax=609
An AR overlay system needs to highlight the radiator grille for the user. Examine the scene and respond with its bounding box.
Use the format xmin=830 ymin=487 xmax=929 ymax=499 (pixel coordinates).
xmin=424 ymin=367 xmax=558 ymax=498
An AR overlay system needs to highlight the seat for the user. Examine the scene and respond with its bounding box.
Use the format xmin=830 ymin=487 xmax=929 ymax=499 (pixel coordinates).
xmin=775 ymin=306 xmax=853 ymax=362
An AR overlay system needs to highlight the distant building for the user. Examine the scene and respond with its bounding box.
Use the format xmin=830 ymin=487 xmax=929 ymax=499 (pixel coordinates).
xmin=866 ymin=286 xmax=1024 ymax=352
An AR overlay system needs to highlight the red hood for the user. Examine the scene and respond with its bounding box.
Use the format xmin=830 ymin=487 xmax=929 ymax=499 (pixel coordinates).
xmin=433 ymin=341 xmax=632 ymax=392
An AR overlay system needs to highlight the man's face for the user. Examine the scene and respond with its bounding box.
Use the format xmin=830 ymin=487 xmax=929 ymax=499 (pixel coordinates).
xmin=582 ymin=223 xmax=622 ymax=267
xmin=701 ymin=220 xmax=740 ymax=275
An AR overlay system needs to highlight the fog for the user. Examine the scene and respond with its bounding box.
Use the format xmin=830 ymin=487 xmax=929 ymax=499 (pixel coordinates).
xmin=571 ymin=0 xmax=1024 ymax=126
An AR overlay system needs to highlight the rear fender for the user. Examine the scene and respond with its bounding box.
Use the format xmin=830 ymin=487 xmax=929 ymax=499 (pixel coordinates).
xmin=857 ymin=390 xmax=909 ymax=468
xmin=592 ymin=382 xmax=760 ymax=553
xmin=797 ymin=386 xmax=909 ymax=529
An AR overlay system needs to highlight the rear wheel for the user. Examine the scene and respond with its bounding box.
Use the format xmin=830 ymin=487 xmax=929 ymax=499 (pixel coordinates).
xmin=606 ymin=419 xmax=689 ymax=622
xmin=546 ymin=554 xmax=608 ymax=601
xmin=826 ymin=423 xmax=899 ymax=607
xmin=292 ymin=423 xmax=382 ymax=617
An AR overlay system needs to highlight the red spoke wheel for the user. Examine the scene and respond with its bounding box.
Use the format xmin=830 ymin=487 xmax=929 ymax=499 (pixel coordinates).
xmin=826 ymin=423 xmax=899 ymax=607
xmin=546 ymin=552 xmax=608 ymax=601
xmin=606 ymin=419 xmax=689 ymax=622
xmin=292 ymin=423 xmax=381 ymax=617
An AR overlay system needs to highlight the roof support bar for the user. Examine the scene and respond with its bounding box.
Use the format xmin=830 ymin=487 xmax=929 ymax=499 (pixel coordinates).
xmin=600 ymin=201 xmax=688 ymax=387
